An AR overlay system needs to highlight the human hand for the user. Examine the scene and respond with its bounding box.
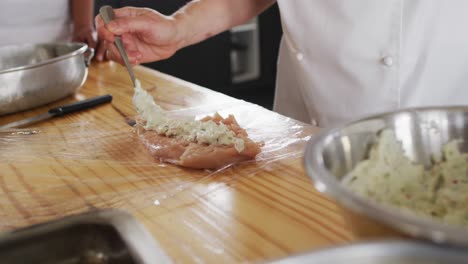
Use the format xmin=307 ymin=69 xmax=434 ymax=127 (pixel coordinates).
xmin=94 ymin=38 xmax=109 ymax=62
xmin=73 ymin=25 xmax=109 ymax=62
xmin=95 ymin=7 xmax=185 ymax=65
xmin=72 ymin=25 xmax=97 ymax=49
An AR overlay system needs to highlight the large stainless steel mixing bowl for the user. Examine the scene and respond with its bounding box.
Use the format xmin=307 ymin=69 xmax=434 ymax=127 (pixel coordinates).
xmin=0 ymin=42 xmax=94 ymax=115
xmin=270 ymin=240 xmax=468 ymax=263
xmin=304 ymin=106 xmax=468 ymax=246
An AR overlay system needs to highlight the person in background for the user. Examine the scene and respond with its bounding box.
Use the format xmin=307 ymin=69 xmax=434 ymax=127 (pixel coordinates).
xmin=96 ymin=0 xmax=468 ymax=127
xmin=0 ymin=0 xmax=102 ymax=52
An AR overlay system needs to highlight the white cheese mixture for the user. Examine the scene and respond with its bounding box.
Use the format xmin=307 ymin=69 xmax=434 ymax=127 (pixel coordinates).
xmin=132 ymin=80 xmax=245 ymax=152
xmin=343 ymin=129 xmax=468 ymax=226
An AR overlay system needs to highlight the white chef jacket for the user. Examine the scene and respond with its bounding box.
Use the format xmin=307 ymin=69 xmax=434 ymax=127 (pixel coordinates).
xmin=275 ymin=0 xmax=468 ymax=127
xmin=0 ymin=0 xmax=72 ymax=46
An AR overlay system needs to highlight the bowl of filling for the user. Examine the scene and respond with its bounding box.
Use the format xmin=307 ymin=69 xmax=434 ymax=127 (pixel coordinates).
xmin=304 ymin=106 xmax=468 ymax=245
xmin=0 ymin=42 xmax=94 ymax=115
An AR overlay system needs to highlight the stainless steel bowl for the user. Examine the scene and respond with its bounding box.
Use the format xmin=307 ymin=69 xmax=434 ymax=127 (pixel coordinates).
xmin=0 ymin=42 xmax=94 ymax=115
xmin=269 ymin=240 xmax=468 ymax=263
xmin=304 ymin=106 xmax=468 ymax=246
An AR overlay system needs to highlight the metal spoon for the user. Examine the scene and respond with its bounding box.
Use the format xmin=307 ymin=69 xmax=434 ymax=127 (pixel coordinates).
xmin=99 ymin=5 xmax=137 ymax=87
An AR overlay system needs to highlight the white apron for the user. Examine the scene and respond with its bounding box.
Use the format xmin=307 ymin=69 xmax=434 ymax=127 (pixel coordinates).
xmin=0 ymin=0 xmax=72 ymax=46
xmin=275 ymin=0 xmax=468 ymax=127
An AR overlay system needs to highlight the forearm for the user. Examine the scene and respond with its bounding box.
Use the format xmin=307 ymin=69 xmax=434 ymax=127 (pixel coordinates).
xmin=71 ymin=0 xmax=94 ymax=29
xmin=174 ymin=0 xmax=276 ymax=48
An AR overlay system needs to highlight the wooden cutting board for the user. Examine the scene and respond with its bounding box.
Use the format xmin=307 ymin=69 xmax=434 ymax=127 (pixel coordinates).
xmin=0 ymin=62 xmax=355 ymax=263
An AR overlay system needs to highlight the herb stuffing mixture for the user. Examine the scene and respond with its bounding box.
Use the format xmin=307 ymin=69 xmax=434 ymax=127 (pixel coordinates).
xmin=132 ymin=80 xmax=245 ymax=152
xmin=343 ymin=129 xmax=468 ymax=226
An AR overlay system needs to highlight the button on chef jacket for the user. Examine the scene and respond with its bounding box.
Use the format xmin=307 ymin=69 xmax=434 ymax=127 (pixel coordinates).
xmin=274 ymin=0 xmax=468 ymax=127
xmin=0 ymin=0 xmax=72 ymax=46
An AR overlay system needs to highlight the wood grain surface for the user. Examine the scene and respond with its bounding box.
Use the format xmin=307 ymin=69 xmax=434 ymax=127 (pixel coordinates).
xmin=0 ymin=62 xmax=356 ymax=263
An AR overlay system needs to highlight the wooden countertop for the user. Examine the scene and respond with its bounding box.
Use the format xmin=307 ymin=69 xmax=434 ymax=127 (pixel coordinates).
xmin=0 ymin=62 xmax=354 ymax=263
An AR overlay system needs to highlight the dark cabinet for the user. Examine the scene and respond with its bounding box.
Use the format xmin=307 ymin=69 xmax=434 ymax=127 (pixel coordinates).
xmin=95 ymin=1 xmax=281 ymax=109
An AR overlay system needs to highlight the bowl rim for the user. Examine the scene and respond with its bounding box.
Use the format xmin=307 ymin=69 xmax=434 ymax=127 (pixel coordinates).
xmin=0 ymin=42 xmax=88 ymax=74
xmin=270 ymin=239 xmax=468 ymax=263
xmin=304 ymin=105 xmax=468 ymax=246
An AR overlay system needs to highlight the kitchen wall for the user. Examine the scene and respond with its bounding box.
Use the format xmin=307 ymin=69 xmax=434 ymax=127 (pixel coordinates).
xmin=95 ymin=1 xmax=282 ymax=109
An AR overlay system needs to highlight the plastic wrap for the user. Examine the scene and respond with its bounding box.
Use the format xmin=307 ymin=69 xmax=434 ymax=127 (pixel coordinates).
xmin=0 ymin=100 xmax=311 ymax=226
xmin=0 ymin=99 xmax=318 ymax=261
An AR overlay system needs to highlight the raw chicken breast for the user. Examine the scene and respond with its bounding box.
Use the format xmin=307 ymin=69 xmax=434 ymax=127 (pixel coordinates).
xmin=137 ymin=113 xmax=261 ymax=169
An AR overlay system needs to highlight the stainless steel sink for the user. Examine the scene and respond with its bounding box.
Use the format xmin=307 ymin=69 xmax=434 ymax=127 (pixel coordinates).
xmin=0 ymin=209 xmax=170 ymax=264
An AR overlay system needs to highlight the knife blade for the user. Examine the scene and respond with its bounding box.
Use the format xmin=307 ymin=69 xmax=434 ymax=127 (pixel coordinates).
xmin=0 ymin=94 xmax=113 ymax=130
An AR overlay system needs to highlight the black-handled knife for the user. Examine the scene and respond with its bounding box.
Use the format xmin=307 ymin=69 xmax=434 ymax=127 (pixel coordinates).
xmin=0 ymin=94 xmax=113 ymax=130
